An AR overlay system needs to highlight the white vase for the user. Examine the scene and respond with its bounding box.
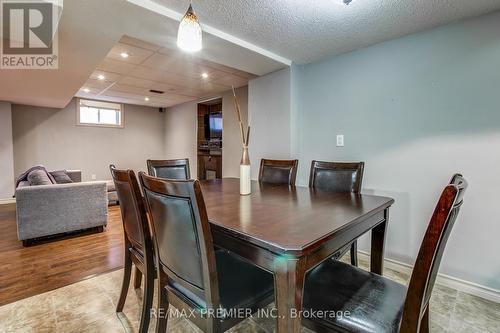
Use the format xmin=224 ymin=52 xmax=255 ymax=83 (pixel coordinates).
xmin=240 ymin=146 xmax=251 ymax=195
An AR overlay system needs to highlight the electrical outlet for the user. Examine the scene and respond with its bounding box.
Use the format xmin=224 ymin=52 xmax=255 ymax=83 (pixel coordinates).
xmin=336 ymin=135 xmax=344 ymax=147
xmin=91 ymin=174 xmax=97 ymax=180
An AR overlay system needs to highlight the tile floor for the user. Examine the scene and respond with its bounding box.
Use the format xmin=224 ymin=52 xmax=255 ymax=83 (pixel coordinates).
xmin=0 ymin=255 xmax=499 ymax=333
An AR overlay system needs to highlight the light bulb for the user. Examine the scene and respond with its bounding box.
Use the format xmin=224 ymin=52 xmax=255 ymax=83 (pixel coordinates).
xmin=177 ymin=4 xmax=202 ymax=52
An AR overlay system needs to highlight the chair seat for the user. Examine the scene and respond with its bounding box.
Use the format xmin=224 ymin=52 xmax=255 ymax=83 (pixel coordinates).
xmin=170 ymin=249 xmax=274 ymax=313
xmin=216 ymin=249 xmax=274 ymax=310
xmin=129 ymin=244 xmax=156 ymax=269
xmin=303 ymin=260 xmax=407 ymax=333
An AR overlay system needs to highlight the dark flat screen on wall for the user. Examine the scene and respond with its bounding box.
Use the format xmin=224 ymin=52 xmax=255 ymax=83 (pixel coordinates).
xmin=209 ymin=113 xmax=222 ymax=139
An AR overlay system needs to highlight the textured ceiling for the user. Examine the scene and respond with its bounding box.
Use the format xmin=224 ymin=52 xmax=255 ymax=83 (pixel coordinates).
xmin=153 ymin=0 xmax=500 ymax=64
xmin=76 ymin=36 xmax=256 ymax=107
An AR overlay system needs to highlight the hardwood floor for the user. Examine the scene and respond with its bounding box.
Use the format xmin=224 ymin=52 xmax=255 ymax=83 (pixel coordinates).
xmin=0 ymin=203 xmax=124 ymax=306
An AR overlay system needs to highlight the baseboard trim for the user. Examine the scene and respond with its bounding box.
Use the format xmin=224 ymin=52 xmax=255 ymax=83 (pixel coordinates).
xmin=0 ymin=198 xmax=15 ymax=205
xmin=358 ymin=251 xmax=500 ymax=304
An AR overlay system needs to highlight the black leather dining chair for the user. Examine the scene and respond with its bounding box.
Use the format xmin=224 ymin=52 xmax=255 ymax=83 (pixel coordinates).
xmin=110 ymin=165 xmax=155 ymax=333
xmin=259 ymin=159 xmax=299 ymax=186
xmin=302 ymin=174 xmax=467 ymax=333
xmin=147 ymin=158 xmax=190 ymax=180
xmin=309 ymin=160 xmax=365 ymax=266
xmin=139 ymin=173 xmax=275 ymax=333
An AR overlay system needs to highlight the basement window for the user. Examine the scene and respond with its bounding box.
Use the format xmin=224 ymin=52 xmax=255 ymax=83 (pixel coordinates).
xmin=77 ymin=99 xmax=123 ymax=128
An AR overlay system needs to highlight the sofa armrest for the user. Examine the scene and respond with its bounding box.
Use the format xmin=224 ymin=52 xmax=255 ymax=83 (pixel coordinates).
xmin=66 ymin=170 xmax=82 ymax=182
xmin=15 ymin=182 xmax=107 ymax=240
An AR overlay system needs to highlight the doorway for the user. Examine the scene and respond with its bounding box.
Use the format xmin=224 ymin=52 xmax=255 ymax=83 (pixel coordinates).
xmin=197 ymin=98 xmax=222 ymax=180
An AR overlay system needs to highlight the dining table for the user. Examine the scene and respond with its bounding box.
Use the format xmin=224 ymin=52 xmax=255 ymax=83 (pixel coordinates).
xmin=200 ymin=178 xmax=395 ymax=333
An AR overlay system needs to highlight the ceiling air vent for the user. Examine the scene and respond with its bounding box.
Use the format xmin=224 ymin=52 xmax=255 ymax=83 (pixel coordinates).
xmin=149 ymin=89 xmax=165 ymax=94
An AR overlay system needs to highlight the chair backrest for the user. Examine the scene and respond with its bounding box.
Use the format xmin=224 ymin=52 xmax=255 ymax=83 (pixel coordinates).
xmin=109 ymin=165 xmax=152 ymax=255
xmin=258 ymin=159 xmax=299 ymax=186
xmin=309 ymin=160 xmax=364 ymax=193
xmin=401 ymin=174 xmax=468 ymax=332
xmin=147 ymin=159 xmax=190 ymax=180
xmin=139 ymin=173 xmax=219 ymax=310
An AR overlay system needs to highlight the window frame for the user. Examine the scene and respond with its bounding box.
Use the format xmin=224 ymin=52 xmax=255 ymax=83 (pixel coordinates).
xmin=76 ymin=98 xmax=124 ymax=128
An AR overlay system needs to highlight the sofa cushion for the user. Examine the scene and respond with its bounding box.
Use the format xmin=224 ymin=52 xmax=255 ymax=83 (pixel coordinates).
xmin=27 ymin=169 xmax=53 ymax=186
xmin=17 ymin=181 xmax=30 ymax=188
xmin=50 ymin=170 xmax=73 ymax=184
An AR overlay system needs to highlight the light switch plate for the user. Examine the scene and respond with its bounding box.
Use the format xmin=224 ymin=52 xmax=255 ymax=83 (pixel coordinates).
xmin=336 ymin=134 xmax=344 ymax=147
xmin=91 ymin=174 xmax=97 ymax=180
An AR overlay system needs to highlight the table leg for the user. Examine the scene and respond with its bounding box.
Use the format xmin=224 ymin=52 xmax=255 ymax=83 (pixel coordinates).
xmin=371 ymin=208 xmax=389 ymax=274
xmin=273 ymin=257 xmax=306 ymax=333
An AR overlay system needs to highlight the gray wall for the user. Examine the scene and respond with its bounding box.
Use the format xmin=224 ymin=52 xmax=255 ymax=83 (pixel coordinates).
xmin=12 ymin=98 xmax=166 ymax=181
xmin=248 ymin=68 xmax=292 ymax=178
xmin=164 ymin=86 xmax=249 ymax=178
xmin=163 ymin=100 xmax=198 ymax=177
xmin=222 ymin=87 xmax=248 ymax=178
xmin=0 ymin=102 xmax=14 ymax=199
xmin=292 ymin=12 xmax=500 ymax=290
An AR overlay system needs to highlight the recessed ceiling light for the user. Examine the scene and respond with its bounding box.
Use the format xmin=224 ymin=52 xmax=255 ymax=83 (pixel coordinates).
xmin=120 ymin=52 xmax=129 ymax=58
xmin=201 ymin=72 xmax=208 ymax=79
xmin=83 ymin=88 xmax=90 ymax=93
xmin=97 ymin=74 xmax=105 ymax=80
xmin=144 ymin=97 xmax=150 ymax=101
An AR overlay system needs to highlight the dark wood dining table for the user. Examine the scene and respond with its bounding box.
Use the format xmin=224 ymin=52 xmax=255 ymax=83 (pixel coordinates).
xmin=200 ymin=178 xmax=395 ymax=333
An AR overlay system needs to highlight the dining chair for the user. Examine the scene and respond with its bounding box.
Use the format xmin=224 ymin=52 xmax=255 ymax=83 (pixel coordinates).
xmin=258 ymin=158 xmax=299 ymax=186
xmin=302 ymin=174 xmax=467 ymax=333
xmin=147 ymin=158 xmax=190 ymax=180
xmin=309 ymin=160 xmax=365 ymax=266
xmin=109 ymin=165 xmax=155 ymax=333
xmin=139 ymin=173 xmax=275 ymax=333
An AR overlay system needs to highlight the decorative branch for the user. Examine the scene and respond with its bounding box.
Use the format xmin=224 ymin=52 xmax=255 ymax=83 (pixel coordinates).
xmin=232 ymin=86 xmax=250 ymax=147
xmin=245 ymin=126 xmax=251 ymax=147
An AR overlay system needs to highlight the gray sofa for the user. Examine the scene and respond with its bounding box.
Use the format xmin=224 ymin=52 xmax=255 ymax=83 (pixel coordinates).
xmin=16 ymin=170 xmax=108 ymax=245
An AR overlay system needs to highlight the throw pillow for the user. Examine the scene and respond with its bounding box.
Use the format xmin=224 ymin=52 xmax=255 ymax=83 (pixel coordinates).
xmin=50 ymin=170 xmax=73 ymax=184
xmin=27 ymin=169 xmax=53 ymax=186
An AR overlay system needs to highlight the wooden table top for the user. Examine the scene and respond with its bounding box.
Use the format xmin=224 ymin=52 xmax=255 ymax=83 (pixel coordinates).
xmin=201 ymin=178 xmax=394 ymax=255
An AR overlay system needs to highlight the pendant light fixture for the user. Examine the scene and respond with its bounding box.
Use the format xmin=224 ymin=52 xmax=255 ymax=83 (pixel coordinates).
xmin=177 ymin=2 xmax=202 ymax=52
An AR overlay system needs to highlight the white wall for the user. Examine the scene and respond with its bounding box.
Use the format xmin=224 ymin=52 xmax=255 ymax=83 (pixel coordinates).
xmin=248 ymin=68 xmax=292 ymax=178
xmin=0 ymin=102 xmax=14 ymax=199
xmin=164 ymin=87 xmax=249 ymax=179
xmin=292 ymin=12 xmax=500 ymax=290
xmin=12 ymin=98 xmax=165 ymax=181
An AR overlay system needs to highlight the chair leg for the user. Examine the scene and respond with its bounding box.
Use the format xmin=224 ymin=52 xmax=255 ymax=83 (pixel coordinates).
xmin=134 ymin=266 xmax=143 ymax=289
xmin=350 ymin=241 xmax=358 ymax=266
xmin=138 ymin=269 xmax=155 ymax=333
xmin=208 ymin=318 xmax=222 ymax=333
xmin=156 ymin=275 xmax=169 ymax=333
xmin=116 ymin=252 xmax=132 ymax=312
xmin=420 ymin=307 xmax=430 ymax=333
